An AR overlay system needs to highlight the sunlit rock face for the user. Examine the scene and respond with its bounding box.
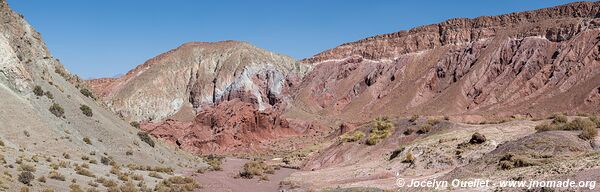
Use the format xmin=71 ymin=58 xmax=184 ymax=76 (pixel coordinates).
xmin=87 ymin=40 xmax=311 ymax=122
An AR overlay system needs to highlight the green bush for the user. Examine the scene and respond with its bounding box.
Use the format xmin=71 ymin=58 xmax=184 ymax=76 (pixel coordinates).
xmin=366 ymin=117 xmax=393 ymax=145
xmin=33 ymin=86 xmax=44 ymax=96
xmin=80 ymin=88 xmax=94 ymax=98
xmin=340 ymin=131 xmax=365 ymax=142
xmin=80 ymin=105 xmax=93 ymax=117
xmin=49 ymin=103 xmax=64 ymax=117
xmin=137 ymin=132 xmax=155 ymax=147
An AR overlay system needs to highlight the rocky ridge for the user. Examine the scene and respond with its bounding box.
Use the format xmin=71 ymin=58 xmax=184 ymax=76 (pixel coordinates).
xmin=292 ymin=1 xmax=600 ymax=123
xmin=0 ymin=1 xmax=205 ymax=191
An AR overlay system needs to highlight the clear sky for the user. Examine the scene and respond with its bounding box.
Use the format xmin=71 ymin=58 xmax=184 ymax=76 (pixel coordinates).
xmin=7 ymin=0 xmax=585 ymax=79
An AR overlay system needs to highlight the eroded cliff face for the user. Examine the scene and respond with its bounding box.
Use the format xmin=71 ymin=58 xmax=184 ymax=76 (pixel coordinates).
xmin=0 ymin=2 xmax=203 ymax=190
xmin=293 ymin=1 xmax=600 ymax=122
xmin=88 ymin=41 xmax=311 ymax=123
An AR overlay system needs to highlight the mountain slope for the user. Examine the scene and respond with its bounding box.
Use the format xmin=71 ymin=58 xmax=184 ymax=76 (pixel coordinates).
xmin=0 ymin=1 xmax=204 ymax=191
xmin=292 ymin=1 xmax=600 ymax=123
xmin=88 ymin=41 xmax=311 ymax=123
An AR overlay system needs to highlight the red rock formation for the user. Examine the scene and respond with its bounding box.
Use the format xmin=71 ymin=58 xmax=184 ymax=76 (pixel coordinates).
xmin=294 ymin=1 xmax=600 ymax=122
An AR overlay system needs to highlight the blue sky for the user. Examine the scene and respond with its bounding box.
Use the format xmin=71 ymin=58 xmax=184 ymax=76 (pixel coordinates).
xmin=8 ymin=0 xmax=585 ymax=79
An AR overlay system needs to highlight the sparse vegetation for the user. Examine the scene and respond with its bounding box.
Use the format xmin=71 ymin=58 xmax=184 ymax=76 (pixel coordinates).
xmin=48 ymin=171 xmax=66 ymax=181
xmin=75 ymin=165 xmax=95 ymax=177
xmin=340 ymin=131 xmax=365 ymax=142
xmin=137 ymin=132 xmax=155 ymax=147
xmin=498 ymin=154 xmax=539 ymax=170
xmin=80 ymin=88 xmax=94 ymax=98
xmin=83 ymin=137 xmax=92 ymax=145
xmin=154 ymin=176 xmax=199 ymax=191
xmin=416 ymin=123 xmax=432 ymax=134
xmin=203 ymin=155 xmax=223 ymax=171
xmin=238 ymin=160 xmax=275 ymax=179
xmin=402 ymin=152 xmax=415 ymax=164
xmin=80 ymin=105 xmax=93 ymax=117
xmin=580 ymin=124 xmax=598 ymax=140
xmin=409 ymin=115 xmax=419 ymax=123
xmin=100 ymin=156 xmax=112 ymax=165
xmin=18 ymin=171 xmax=34 ymax=185
xmin=366 ymin=117 xmax=393 ymax=145
xmin=45 ymin=91 xmax=53 ymax=99
xmin=550 ymin=114 xmax=568 ymax=124
xmin=130 ymin=121 xmax=140 ymax=128
xmin=49 ymin=103 xmax=64 ymax=117
xmin=33 ymin=86 xmax=44 ymax=96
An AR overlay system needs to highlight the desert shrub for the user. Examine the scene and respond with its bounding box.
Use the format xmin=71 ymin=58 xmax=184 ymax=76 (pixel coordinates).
xmin=580 ymin=125 xmax=598 ymax=140
xmin=83 ymin=137 xmax=92 ymax=145
xmin=130 ymin=121 xmax=140 ymax=128
xmin=131 ymin=174 xmax=144 ymax=181
xmin=366 ymin=117 xmax=394 ymax=145
xmin=49 ymin=103 xmax=64 ymax=117
xmin=238 ymin=160 xmax=274 ymax=179
xmin=96 ymin=177 xmax=118 ymax=188
xmin=18 ymin=171 xmax=34 ymax=184
xmin=33 ymin=86 xmax=44 ymax=96
xmin=0 ymin=139 xmax=4 ymax=146
xmin=125 ymin=150 xmax=133 ymax=156
xmin=551 ymin=114 xmax=568 ymax=124
xmin=204 ymin=155 xmax=223 ymax=171
xmin=389 ymin=147 xmax=405 ymax=161
xmin=37 ymin=176 xmax=46 ymax=183
xmin=154 ymin=176 xmax=199 ymax=192
xmin=44 ymin=91 xmax=53 ymax=99
xmin=416 ymin=123 xmax=432 ymax=134
xmin=409 ymin=115 xmax=419 ymax=122
xmin=19 ymin=164 xmax=35 ymax=172
xmin=69 ymin=184 xmax=84 ymax=192
xmin=498 ymin=154 xmax=538 ymax=170
xmin=119 ymin=181 xmax=137 ymax=192
xmin=80 ymin=105 xmax=93 ymax=117
xmin=75 ymin=165 xmax=95 ymax=177
xmin=340 ymin=131 xmax=365 ymax=142
xmin=469 ymin=132 xmax=486 ymax=144
xmin=48 ymin=171 xmax=65 ymax=181
xmin=563 ymin=118 xmax=595 ymax=131
xmin=589 ymin=116 xmax=600 ymax=127
xmin=426 ymin=118 xmax=440 ymax=126
xmin=100 ymin=156 xmax=112 ymax=165
xmin=535 ymin=123 xmax=559 ymax=132
xmin=80 ymin=88 xmax=94 ymax=98
xmin=403 ymin=127 xmax=414 ymax=135
xmin=148 ymin=172 xmax=162 ymax=179
xmin=402 ymin=152 xmax=415 ymax=164
xmin=137 ymin=132 xmax=155 ymax=147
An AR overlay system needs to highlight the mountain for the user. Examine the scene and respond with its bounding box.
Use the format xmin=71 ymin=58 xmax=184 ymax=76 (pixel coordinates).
xmin=82 ymin=1 xmax=600 ymax=191
xmin=0 ymin=1 xmax=204 ymax=191
xmin=292 ymin=1 xmax=600 ymax=123
xmin=281 ymin=1 xmax=600 ymax=190
xmin=87 ymin=41 xmax=311 ymax=123
xmin=86 ymin=41 xmax=322 ymax=154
